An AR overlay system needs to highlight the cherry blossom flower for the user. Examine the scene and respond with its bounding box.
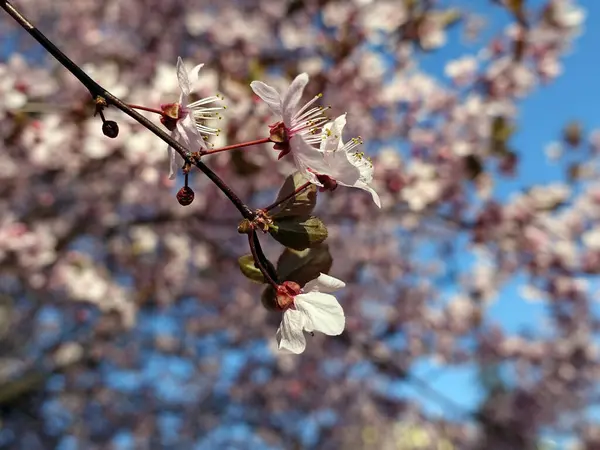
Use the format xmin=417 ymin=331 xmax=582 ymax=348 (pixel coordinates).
xmin=318 ymin=114 xmax=381 ymax=207
xmin=444 ymin=55 xmax=478 ymax=84
xmin=275 ymin=273 xmax=346 ymax=354
xmin=250 ymin=73 xmax=332 ymax=185
xmin=162 ymin=57 xmax=224 ymax=179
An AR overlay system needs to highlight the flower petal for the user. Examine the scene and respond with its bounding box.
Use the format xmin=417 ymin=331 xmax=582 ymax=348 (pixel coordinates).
xmin=324 ymin=150 xmax=361 ymax=185
xmin=295 ymin=292 xmax=345 ymax=336
xmin=276 ymin=309 xmax=307 ymax=354
xmin=168 ymin=115 xmax=207 ymax=179
xmin=187 ymin=63 xmax=204 ymax=86
xmin=179 ymin=114 xmax=206 ymax=148
xmin=282 ymin=73 xmax=309 ymax=125
xmin=304 ymin=273 xmax=346 ymax=293
xmin=320 ymin=114 xmax=347 ymax=153
xmin=355 ymin=181 xmax=382 ymax=208
xmin=290 ymin=136 xmax=334 ymax=185
xmin=250 ymin=81 xmax=283 ymax=116
xmin=167 ymin=128 xmax=181 ymax=180
xmin=176 ymin=57 xmax=191 ymax=96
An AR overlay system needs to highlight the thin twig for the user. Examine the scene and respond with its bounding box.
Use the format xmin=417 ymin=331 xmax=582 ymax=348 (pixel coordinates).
xmin=248 ymin=230 xmax=279 ymax=287
xmin=0 ymin=0 xmax=255 ymax=221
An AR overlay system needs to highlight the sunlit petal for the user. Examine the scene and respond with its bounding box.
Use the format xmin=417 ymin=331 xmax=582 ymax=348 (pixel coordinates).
xmin=276 ymin=309 xmax=307 ymax=354
xmin=296 ymin=292 xmax=345 ymax=336
xmin=303 ymin=273 xmax=346 ymax=293
xmin=250 ymin=81 xmax=283 ymax=116
xmin=176 ymin=56 xmax=191 ymax=96
xmin=282 ymin=73 xmax=309 ymax=125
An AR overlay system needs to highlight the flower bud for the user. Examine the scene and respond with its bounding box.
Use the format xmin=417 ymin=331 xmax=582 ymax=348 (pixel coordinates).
xmin=102 ymin=120 xmax=119 ymax=138
xmin=176 ymin=186 xmax=195 ymax=206
xmin=237 ymin=219 xmax=252 ymax=234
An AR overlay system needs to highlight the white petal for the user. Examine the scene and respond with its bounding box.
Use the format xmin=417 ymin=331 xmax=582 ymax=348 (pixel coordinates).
xmin=295 ymin=292 xmax=345 ymax=336
xmin=320 ymin=114 xmax=347 ymax=152
xmin=168 ymin=129 xmax=181 ymax=180
xmin=250 ymin=81 xmax=283 ymax=116
xmin=187 ymin=63 xmax=204 ymax=86
xmin=356 ymin=181 xmax=382 ymax=208
xmin=324 ymin=150 xmax=361 ymax=185
xmin=276 ymin=309 xmax=307 ymax=354
xmin=168 ymin=116 xmax=205 ymax=179
xmin=178 ymin=114 xmax=204 ymax=148
xmin=290 ymin=136 xmax=333 ymax=184
xmin=176 ymin=57 xmax=191 ymax=96
xmin=282 ymin=73 xmax=309 ymax=125
xmin=304 ymin=273 xmax=346 ymax=293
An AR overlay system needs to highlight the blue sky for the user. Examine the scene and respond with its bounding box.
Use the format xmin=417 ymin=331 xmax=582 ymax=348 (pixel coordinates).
xmin=397 ymin=0 xmax=600 ymax=437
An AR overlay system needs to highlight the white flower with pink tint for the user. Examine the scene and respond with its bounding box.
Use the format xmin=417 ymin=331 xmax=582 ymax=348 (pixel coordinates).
xmin=275 ymin=273 xmax=346 ymax=354
xmin=162 ymin=57 xmax=224 ymax=179
xmin=250 ymin=73 xmax=332 ymax=185
xmin=319 ymin=114 xmax=381 ymax=207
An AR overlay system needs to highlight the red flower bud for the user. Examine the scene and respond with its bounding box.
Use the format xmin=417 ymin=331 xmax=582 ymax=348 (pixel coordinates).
xmin=176 ymin=186 xmax=195 ymax=206
xmin=102 ymin=120 xmax=119 ymax=138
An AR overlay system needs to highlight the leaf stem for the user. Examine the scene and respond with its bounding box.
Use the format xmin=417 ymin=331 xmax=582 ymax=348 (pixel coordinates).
xmin=0 ymin=0 xmax=255 ymax=221
xmin=263 ymin=181 xmax=312 ymax=213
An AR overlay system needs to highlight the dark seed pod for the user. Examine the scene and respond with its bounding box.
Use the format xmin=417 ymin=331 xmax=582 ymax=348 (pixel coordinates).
xmin=102 ymin=120 xmax=119 ymax=138
xmin=176 ymin=186 xmax=195 ymax=206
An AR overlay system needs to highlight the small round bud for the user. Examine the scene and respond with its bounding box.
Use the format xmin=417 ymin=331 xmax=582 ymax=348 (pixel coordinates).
xmin=237 ymin=219 xmax=252 ymax=234
xmin=102 ymin=120 xmax=119 ymax=138
xmin=176 ymin=186 xmax=195 ymax=206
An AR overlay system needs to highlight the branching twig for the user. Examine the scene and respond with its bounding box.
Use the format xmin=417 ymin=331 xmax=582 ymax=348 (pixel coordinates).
xmin=0 ymin=0 xmax=255 ymax=221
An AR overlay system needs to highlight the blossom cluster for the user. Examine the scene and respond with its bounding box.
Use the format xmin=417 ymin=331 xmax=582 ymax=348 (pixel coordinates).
xmin=0 ymin=0 xmax=596 ymax=448
xmin=160 ymin=57 xmax=381 ymax=353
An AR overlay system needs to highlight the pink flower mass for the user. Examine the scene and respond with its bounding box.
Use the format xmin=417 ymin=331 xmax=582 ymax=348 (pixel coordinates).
xmin=0 ymin=0 xmax=596 ymax=448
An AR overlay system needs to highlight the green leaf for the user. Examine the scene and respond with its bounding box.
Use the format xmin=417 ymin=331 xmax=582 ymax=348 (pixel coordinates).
xmin=237 ymin=254 xmax=266 ymax=284
xmin=506 ymin=0 xmax=523 ymax=15
xmin=0 ymin=295 xmax=12 ymax=339
xmin=563 ymin=121 xmax=582 ymax=147
xmin=269 ymin=216 xmax=328 ymax=251
xmin=463 ymin=154 xmax=484 ymax=180
xmin=431 ymin=8 xmax=462 ymax=28
xmin=491 ymin=116 xmax=515 ymax=149
xmin=277 ymin=243 xmax=333 ymax=286
xmin=270 ymin=172 xmax=317 ymax=219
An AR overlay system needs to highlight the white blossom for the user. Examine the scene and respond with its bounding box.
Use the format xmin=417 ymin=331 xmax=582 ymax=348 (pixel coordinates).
xmin=250 ymin=73 xmax=332 ymax=185
xmin=165 ymin=57 xmax=225 ymax=179
xmin=320 ymin=114 xmax=381 ymax=207
xmin=276 ymin=273 xmax=346 ymax=354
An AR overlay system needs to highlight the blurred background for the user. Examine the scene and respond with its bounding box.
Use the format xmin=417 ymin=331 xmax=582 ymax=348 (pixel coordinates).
xmin=0 ymin=0 xmax=598 ymax=448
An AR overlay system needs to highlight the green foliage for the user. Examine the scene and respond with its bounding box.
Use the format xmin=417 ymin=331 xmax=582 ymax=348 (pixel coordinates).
xmin=270 ymin=172 xmax=317 ymax=219
xmin=268 ymin=216 xmax=328 ymax=251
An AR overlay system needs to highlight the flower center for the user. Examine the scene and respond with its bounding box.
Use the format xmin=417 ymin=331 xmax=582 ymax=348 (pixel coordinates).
xmin=160 ymin=102 xmax=186 ymax=131
xmin=275 ymin=281 xmax=301 ymax=311
xmin=269 ymin=121 xmax=292 ymax=159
